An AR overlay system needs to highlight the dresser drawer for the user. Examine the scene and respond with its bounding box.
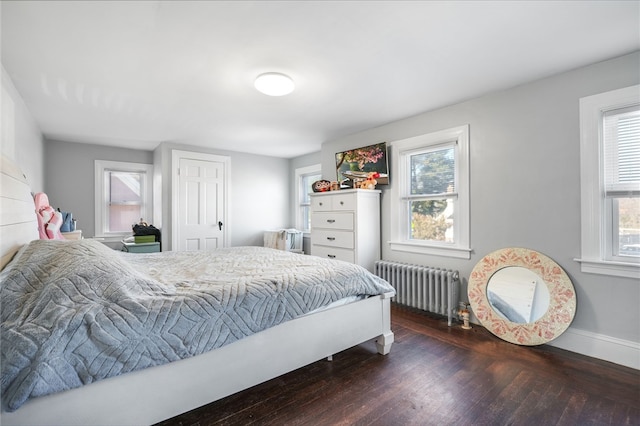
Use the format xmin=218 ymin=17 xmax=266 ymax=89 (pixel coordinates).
xmin=311 ymin=229 xmax=354 ymax=249
xmin=311 ymin=212 xmax=354 ymax=230
xmin=310 ymin=192 xmax=356 ymax=211
xmin=311 ymin=245 xmax=355 ymax=263
xmin=330 ymin=193 xmax=356 ymax=211
xmin=311 ymin=196 xmax=332 ymax=211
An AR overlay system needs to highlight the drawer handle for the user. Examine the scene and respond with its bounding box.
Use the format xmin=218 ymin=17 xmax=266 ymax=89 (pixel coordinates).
xmin=340 ymin=201 xmax=344 ymax=205
xmin=327 ymin=237 xmax=336 ymax=241
xmin=327 ymin=254 xmax=336 ymax=259
xmin=327 ymin=219 xmax=336 ymax=223
xmin=319 ymin=202 xmax=323 ymax=206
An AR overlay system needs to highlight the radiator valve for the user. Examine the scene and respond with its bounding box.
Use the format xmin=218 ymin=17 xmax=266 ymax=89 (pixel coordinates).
xmin=458 ymin=303 xmax=472 ymax=330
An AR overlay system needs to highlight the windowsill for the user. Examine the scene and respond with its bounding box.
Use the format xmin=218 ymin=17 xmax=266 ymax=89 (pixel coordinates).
xmin=574 ymin=258 xmax=640 ymax=279
xmin=389 ymin=241 xmax=471 ymax=259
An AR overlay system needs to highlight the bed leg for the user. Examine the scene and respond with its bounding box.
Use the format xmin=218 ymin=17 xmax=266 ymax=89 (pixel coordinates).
xmin=375 ymin=331 xmax=394 ymax=355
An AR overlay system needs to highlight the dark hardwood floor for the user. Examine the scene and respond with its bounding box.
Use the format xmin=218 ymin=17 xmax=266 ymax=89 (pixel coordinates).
xmin=156 ymin=304 xmax=640 ymax=426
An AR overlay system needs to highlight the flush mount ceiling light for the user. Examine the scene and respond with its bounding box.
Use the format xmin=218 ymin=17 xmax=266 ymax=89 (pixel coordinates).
xmin=254 ymin=72 xmax=295 ymax=96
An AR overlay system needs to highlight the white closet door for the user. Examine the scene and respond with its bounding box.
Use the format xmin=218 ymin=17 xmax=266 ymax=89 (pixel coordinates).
xmin=173 ymin=152 xmax=229 ymax=251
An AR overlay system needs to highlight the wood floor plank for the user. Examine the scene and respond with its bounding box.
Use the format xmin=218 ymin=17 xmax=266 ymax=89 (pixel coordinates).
xmin=612 ymin=404 xmax=640 ymax=426
xmin=476 ymin=369 xmax=538 ymax=424
xmin=556 ymin=391 xmax=589 ymax=426
xmin=156 ymin=304 xmax=640 ymax=426
xmin=577 ymin=395 xmax=618 ymax=425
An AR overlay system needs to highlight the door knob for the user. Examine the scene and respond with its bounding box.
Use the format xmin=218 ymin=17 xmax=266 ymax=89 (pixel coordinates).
xmin=218 ymin=221 xmax=223 ymax=230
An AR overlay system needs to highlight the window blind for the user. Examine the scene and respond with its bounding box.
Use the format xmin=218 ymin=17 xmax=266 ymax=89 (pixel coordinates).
xmin=604 ymin=104 xmax=640 ymax=197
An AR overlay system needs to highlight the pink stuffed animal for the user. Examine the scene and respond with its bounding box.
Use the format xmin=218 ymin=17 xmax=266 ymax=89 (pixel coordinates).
xmin=34 ymin=192 xmax=64 ymax=240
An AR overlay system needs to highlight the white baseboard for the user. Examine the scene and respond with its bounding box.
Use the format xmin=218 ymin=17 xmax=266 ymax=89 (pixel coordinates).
xmin=549 ymin=327 xmax=640 ymax=370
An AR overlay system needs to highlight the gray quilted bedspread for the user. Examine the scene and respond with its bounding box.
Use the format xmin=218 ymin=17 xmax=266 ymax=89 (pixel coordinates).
xmin=0 ymin=239 xmax=394 ymax=411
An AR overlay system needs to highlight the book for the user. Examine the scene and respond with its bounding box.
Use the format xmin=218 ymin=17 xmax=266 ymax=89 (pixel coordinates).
xmin=134 ymin=235 xmax=156 ymax=244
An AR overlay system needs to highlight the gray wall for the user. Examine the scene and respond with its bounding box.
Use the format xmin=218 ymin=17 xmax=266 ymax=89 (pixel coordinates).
xmin=40 ymin=140 xmax=290 ymax=250
xmin=321 ymin=52 xmax=640 ymax=349
xmin=1 ymin=66 xmax=44 ymax=191
xmin=154 ymin=142 xmax=291 ymax=250
xmin=43 ymin=140 xmax=153 ymax=240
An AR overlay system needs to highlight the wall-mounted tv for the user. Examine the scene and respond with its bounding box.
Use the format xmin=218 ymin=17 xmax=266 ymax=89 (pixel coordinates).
xmin=335 ymin=142 xmax=389 ymax=186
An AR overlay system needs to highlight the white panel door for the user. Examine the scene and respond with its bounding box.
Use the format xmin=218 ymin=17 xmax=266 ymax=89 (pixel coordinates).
xmin=177 ymin=156 xmax=225 ymax=251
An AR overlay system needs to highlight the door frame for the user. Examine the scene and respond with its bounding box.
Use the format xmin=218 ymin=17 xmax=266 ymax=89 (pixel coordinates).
xmin=171 ymin=150 xmax=231 ymax=251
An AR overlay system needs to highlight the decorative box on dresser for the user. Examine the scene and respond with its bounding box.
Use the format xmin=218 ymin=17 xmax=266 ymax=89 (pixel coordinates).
xmin=310 ymin=189 xmax=380 ymax=272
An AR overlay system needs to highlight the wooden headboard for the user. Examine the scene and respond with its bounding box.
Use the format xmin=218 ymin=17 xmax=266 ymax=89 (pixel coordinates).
xmin=0 ymin=155 xmax=39 ymax=269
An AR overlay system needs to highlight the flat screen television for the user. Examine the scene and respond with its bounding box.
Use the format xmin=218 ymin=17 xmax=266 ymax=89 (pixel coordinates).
xmin=335 ymin=142 xmax=389 ymax=186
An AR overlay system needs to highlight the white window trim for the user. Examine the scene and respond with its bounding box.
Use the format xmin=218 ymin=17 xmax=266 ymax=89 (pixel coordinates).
xmin=294 ymin=163 xmax=321 ymax=234
xmin=94 ymin=160 xmax=153 ymax=240
xmin=389 ymin=125 xmax=471 ymax=259
xmin=576 ymin=85 xmax=640 ymax=279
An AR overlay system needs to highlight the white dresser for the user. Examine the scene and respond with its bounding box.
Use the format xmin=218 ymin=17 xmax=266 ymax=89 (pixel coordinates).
xmin=309 ymin=189 xmax=380 ymax=272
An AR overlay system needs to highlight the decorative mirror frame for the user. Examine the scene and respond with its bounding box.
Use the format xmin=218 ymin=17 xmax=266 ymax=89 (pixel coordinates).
xmin=468 ymin=247 xmax=576 ymax=346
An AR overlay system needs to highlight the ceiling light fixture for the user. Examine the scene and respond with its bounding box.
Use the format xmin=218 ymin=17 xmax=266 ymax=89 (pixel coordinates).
xmin=254 ymin=72 xmax=295 ymax=96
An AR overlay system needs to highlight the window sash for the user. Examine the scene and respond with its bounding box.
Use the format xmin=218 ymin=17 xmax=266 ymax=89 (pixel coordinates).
xmin=108 ymin=205 xmax=143 ymax=233
xmin=389 ymin=124 xmax=470 ymax=259
xmin=578 ymin=85 xmax=640 ymax=277
xmin=108 ymin=171 xmax=143 ymax=205
xmin=403 ymin=141 xmax=458 ymax=245
xmin=295 ymin=165 xmax=321 ymax=233
xmin=300 ymin=173 xmax=321 ymax=204
xmin=406 ymin=198 xmax=456 ymax=243
xmin=407 ymin=143 xmax=456 ymax=197
xmin=95 ymin=160 xmax=153 ymax=238
xmin=604 ymin=105 xmax=640 ymax=195
xmin=603 ymin=104 xmax=640 ymax=263
xmin=105 ymin=170 xmax=146 ymax=233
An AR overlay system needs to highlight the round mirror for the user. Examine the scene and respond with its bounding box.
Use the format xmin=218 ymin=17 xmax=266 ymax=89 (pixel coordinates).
xmin=468 ymin=247 xmax=576 ymax=346
xmin=487 ymin=266 xmax=550 ymax=324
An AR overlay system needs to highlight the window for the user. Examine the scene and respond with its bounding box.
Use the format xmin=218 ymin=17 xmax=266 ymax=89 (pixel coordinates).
xmin=578 ymin=85 xmax=640 ymax=278
xmin=295 ymin=164 xmax=321 ymax=233
xmin=389 ymin=125 xmax=470 ymax=259
xmin=95 ymin=160 xmax=153 ymax=239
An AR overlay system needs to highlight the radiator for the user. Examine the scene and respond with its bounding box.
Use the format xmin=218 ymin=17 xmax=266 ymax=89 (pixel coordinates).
xmin=374 ymin=260 xmax=460 ymax=326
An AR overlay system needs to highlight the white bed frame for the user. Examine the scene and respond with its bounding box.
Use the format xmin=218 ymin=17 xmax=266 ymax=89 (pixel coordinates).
xmin=0 ymin=155 xmax=394 ymax=426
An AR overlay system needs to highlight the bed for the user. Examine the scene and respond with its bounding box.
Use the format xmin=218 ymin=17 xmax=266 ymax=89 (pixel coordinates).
xmin=0 ymin=155 xmax=395 ymax=426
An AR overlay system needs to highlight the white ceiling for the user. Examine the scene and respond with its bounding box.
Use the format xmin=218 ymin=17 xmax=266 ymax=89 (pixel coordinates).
xmin=2 ymin=1 xmax=639 ymax=158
